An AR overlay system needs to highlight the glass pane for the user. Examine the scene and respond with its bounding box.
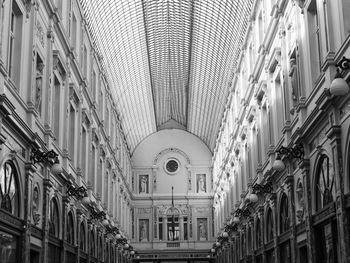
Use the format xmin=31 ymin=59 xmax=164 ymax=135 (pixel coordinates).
xmin=0 ymin=231 xmax=17 ymax=263
xmin=0 ymin=162 xmax=18 ymax=215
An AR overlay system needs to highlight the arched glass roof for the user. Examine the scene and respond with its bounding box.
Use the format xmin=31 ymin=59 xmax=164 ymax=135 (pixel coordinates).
xmin=80 ymin=0 xmax=254 ymax=153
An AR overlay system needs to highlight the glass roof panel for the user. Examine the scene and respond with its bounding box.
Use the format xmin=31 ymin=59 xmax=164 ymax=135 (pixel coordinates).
xmin=80 ymin=0 xmax=254 ymax=153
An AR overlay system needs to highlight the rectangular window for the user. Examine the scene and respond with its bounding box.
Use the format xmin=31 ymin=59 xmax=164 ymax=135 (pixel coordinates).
xmin=71 ymin=13 xmax=77 ymax=47
xmin=81 ymin=126 xmax=87 ymax=177
xmin=92 ymin=70 xmax=97 ymax=99
xmin=167 ymin=216 xmax=179 ymax=241
xmin=8 ymin=0 xmax=23 ymax=87
xmin=53 ymin=77 xmax=61 ymax=142
xmin=158 ymin=217 xmax=163 ymax=240
xmin=106 ymin=107 xmax=110 ymax=135
xmin=307 ymin=0 xmax=321 ymax=85
xmin=99 ymin=88 xmax=103 ymax=116
xmin=104 ymin=172 xmax=108 ymax=204
xmin=83 ymin=45 xmax=88 ymax=77
xmin=184 ymin=217 xmax=188 ymax=240
xmin=69 ymin=104 xmax=76 ymax=162
xmin=343 ymin=0 xmax=350 ymax=36
xmin=90 ymin=145 xmax=96 ymax=189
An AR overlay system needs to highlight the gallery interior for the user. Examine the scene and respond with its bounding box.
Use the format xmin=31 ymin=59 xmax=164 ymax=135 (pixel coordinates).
xmin=0 ymin=0 xmax=350 ymax=262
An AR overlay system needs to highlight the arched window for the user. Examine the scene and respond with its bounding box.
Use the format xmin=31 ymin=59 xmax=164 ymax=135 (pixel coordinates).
xmin=105 ymin=242 xmax=109 ymax=263
xmin=66 ymin=211 xmax=74 ymax=245
xmin=247 ymin=225 xmax=252 ymax=252
xmin=315 ymin=155 xmax=335 ymax=210
xmin=280 ymin=194 xmax=289 ymax=234
xmin=266 ymin=208 xmax=274 ymax=242
xmin=49 ymin=198 xmax=60 ymax=237
xmin=98 ymin=235 xmax=103 ymax=259
xmin=90 ymin=230 xmax=95 ymax=257
xmin=241 ymin=231 xmax=246 ymax=257
xmin=256 ymin=218 xmax=262 ymax=248
xmin=0 ymin=161 xmax=19 ymax=216
xmin=80 ymin=223 xmax=86 ymax=251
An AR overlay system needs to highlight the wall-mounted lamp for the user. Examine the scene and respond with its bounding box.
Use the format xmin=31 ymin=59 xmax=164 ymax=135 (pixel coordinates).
xmin=248 ymin=182 xmax=273 ymax=203
xmin=31 ymin=148 xmax=62 ymax=175
xmin=329 ymin=56 xmax=350 ymax=95
xmin=67 ymin=184 xmax=90 ymax=205
xmin=272 ymin=143 xmax=304 ymax=171
xmin=231 ymin=207 xmax=251 ymax=223
xmin=90 ymin=209 xmax=106 ymax=220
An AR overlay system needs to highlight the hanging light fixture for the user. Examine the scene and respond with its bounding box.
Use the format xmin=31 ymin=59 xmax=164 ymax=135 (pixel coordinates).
xmin=272 ymin=154 xmax=285 ymax=171
xmin=329 ymin=56 xmax=350 ymax=95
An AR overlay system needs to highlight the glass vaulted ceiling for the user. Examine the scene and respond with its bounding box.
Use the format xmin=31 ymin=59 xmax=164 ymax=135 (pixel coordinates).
xmin=80 ymin=0 xmax=254 ymax=153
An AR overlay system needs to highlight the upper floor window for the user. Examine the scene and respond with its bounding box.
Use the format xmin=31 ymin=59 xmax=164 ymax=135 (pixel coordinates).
xmin=0 ymin=161 xmax=19 ymax=216
xmin=66 ymin=211 xmax=74 ymax=245
xmin=280 ymin=194 xmax=289 ymax=234
xmin=256 ymin=218 xmax=262 ymax=249
xmin=90 ymin=230 xmax=95 ymax=257
xmin=342 ymin=0 xmax=350 ymax=37
xmin=315 ymin=154 xmax=335 ymax=211
xmin=79 ymin=223 xmax=86 ymax=251
xmin=266 ymin=208 xmax=274 ymax=242
xmin=307 ymin=0 xmax=322 ymax=85
xmin=8 ymin=0 xmax=23 ymax=88
xmin=49 ymin=198 xmax=60 ymax=237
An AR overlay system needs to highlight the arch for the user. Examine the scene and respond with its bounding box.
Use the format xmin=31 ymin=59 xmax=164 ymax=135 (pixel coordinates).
xmin=255 ymin=218 xmax=262 ymax=249
xmin=247 ymin=224 xmax=252 ymax=253
xmin=314 ymin=154 xmax=335 ymax=211
xmin=0 ymin=160 xmax=20 ymax=216
xmin=79 ymin=222 xmax=86 ymax=251
xmin=66 ymin=211 xmax=75 ymax=245
xmin=153 ymin=147 xmax=191 ymax=166
xmin=98 ymin=234 xmax=103 ymax=260
xmin=279 ymin=193 xmax=289 ymax=234
xmin=265 ymin=207 xmax=274 ymax=243
xmin=49 ymin=197 xmax=60 ymax=237
xmin=90 ymin=229 xmax=96 ymax=257
xmin=166 ymin=206 xmax=181 ymax=216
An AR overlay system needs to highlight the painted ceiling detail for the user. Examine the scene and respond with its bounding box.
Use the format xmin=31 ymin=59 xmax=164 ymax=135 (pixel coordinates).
xmin=80 ymin=0 xmax=254 ymax=153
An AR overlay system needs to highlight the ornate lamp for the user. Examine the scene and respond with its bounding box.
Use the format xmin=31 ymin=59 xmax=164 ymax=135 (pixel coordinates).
xmin=273 ymin=144 xmax=304 ymax=171
xmin=329 ymin=56 xmax=350 ymax=95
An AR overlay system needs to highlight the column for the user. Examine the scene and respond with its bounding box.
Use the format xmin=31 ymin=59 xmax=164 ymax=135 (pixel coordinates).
xmin=299 ymin=159 xmax=313 ymax=263
xmin=179 ymin=216 xmax=184 ymax=240
xmin=41 ymin=178 xmax=53 ymax=263
xmin=326 ymin=125 xmax=349 ymax=262
xmin=22 ymin=162 xmax=37 ymax=263
xmin=163 ymin=216 xmax=167 ymax=241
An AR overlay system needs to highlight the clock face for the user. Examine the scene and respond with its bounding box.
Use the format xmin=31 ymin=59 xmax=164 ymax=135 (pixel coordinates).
xmin=165 ymin=159 xmax=180 ymax=174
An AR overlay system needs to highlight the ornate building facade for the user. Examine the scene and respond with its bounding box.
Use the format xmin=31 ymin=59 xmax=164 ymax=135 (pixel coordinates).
xmin=0 ymin=0 xmax=350 ymax=263
xmin=211 ymin=0 xmax=350 ymax=263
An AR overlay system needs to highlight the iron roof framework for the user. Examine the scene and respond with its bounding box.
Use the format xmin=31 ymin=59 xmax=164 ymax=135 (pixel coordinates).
xmin=80 ymin=0 xmax=254 ymax=154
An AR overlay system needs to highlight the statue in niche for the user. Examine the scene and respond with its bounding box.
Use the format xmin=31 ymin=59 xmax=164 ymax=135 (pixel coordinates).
xmin=32 ymin=186 xmax=40 ymax=225
xmin=35 ymin=62 xmax=44 ymax=114
xmin=139 ymin=175 xmax=148 ymax=194
xmin=196 ymin=174 xmax=206 ymax=193
xmin=197 ymin=219 xmax=207 ymax=241
xmin=139 ymin=220 xmax=148 ymax=242
xmin=289 ymin=56 xmax=299 ymax=112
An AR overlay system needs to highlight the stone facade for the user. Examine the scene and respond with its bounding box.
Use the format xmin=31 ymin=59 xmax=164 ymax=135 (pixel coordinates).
xmin=212 ymin=0 xmax=350 ymax=263
xmin=0 ymin=1 xmax=132 ymax=263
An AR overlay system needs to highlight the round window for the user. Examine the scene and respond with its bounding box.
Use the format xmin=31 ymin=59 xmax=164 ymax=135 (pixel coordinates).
xmin=164 ymin=159 xmax=180 ymax=174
